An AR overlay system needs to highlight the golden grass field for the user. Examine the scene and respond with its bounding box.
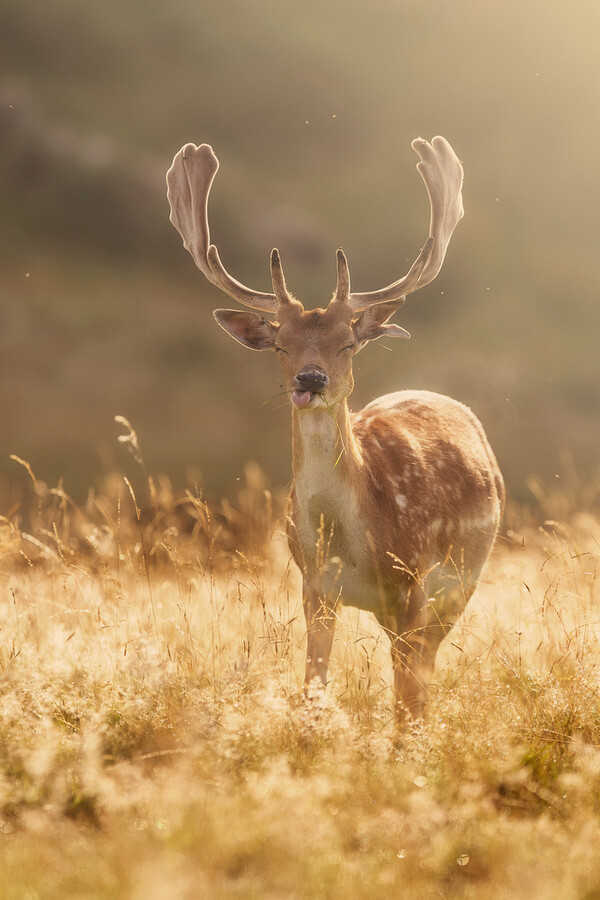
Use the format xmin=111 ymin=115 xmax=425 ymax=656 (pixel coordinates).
xmin=3 ymin=2 xmax=600 ymax=895
xmin=1 ymin=436 xmax=600 ymax=899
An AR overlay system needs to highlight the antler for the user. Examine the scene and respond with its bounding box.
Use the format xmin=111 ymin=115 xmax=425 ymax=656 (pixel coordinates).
xmin=166 ymin=143 xmax=279 ymax=313
xmin=167 ymin=137 xmax=463 ymax=316
xmin=347 ymin=136 xmax=464 ymax=311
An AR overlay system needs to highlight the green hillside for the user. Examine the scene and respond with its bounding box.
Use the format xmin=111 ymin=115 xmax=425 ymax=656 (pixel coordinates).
xmin=1 ymin=0 xmax=599 ymax=500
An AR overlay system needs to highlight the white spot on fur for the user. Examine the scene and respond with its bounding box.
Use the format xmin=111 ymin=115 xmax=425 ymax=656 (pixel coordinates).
xmin=459 ymin=513 xmax=498 ymax=534
xmin=395 ymin=493 xmax=408 ymax=511
xmin=430 ymin=518 xmax=443 ymax=534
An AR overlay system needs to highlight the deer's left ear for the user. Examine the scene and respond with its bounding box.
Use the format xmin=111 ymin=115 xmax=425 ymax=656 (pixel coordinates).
xmin=352 ymin=300 xmax=410 ymax=348
xmin=213 ymin=309 xmax=278 ymax=351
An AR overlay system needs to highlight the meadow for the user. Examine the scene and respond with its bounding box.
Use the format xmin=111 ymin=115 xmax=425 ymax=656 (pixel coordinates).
xmin=0 ymin=429 xmax=598 ymax=899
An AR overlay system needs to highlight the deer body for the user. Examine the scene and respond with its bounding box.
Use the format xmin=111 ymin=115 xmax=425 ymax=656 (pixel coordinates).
xmin=289 ymin=387 xmax=503 ymax=710
xmin=166 ymin=136 xmax=504 ymax=719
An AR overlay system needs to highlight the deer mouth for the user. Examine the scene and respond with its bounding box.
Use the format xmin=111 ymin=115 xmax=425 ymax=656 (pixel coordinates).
xmin=291 ymin=389 xmax=321 ymax=408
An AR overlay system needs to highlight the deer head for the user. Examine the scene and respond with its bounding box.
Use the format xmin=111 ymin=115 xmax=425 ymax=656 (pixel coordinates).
xmin=166 ymin=137 xmax=464 ymax=411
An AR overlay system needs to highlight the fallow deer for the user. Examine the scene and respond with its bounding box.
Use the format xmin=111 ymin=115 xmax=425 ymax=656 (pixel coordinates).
xmin=166 ymin=136 xmax=504 ymax=720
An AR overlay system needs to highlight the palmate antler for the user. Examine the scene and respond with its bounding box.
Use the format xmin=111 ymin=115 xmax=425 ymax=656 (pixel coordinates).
xmin=166 ymin=136 xmax=464 ymax=314
xmin=345 ymin=136 xmax=464 ymax=310
xmin=166 ymin=143 xmax=280 ymax=312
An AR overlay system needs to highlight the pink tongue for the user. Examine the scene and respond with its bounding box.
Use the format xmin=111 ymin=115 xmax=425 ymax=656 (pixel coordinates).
xmin=292 ymin=390 xmax=313 ymax=408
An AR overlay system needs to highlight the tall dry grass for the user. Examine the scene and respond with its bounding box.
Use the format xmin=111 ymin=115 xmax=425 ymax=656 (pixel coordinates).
xmin=0 ymin=435 xmax=600 ymax=898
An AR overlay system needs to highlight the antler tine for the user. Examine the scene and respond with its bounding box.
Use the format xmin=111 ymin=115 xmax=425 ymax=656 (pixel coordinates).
xmin=331 ymin=248 xmax=351 ymax=304
xmin=348 ymin=136 xmax=464 ymax=311
xmin=166 ymin=143 xmax=279 ymax=313
xmin=270 ymin=248 xmax=294 ymax=305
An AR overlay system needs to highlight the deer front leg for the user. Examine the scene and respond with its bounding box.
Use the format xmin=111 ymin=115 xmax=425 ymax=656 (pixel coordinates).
xmin=303 ymin=578 xmax=337 ymax=688
xmin=378 ymin=586 xmax=439 ymax=722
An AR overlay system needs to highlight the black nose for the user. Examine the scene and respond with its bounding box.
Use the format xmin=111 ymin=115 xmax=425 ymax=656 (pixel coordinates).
xmin=294 ymin=368 xmax=329 ymax=393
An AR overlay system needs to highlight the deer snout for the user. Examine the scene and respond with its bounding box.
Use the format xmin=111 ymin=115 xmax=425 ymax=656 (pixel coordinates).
xmin=294 ymin=368 xmax=329 ymax=393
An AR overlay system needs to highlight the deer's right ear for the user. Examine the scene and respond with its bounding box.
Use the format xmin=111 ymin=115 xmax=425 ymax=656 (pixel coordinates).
xmin=213 ymin=309 xmax=277 ymax=351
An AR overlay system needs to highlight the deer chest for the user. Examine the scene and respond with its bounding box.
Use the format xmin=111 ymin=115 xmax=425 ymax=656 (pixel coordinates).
xmin=293 ymin=471 xmax=367 ymax=570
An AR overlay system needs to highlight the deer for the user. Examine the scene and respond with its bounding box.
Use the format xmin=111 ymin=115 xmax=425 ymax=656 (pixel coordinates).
xmin=166 ymin=136 xmax=504 ymax=721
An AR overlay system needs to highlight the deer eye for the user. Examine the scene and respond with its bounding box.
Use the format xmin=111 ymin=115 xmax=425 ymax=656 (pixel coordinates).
xmin=275 ymin=346 xmax=289 ymax=356
xmin=337 ymin=343 xmax=355 ymax=355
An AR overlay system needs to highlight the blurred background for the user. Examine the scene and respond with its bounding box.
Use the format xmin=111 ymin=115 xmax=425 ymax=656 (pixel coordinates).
xmin=1 ymin=0 xmax=598 ymax=504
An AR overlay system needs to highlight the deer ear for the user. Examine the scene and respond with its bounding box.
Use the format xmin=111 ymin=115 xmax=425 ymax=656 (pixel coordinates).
xmin=213 ymin=309 xmax=277 ymax=351
xmin=352 ymin=301 xmax=410 ymax=347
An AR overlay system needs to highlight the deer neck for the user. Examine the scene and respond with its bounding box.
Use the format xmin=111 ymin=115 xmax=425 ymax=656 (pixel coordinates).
xmin=292 ymin=400 xmax=362 ymax=499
